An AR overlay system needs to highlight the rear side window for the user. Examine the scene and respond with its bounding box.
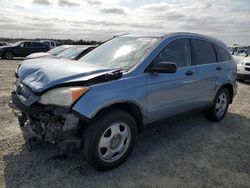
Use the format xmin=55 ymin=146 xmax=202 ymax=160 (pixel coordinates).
xmin=152 ymin=39 xmax=191 ymax=68
xmin=192 ymin=39 xmax=216 ymax=65
xmin=215 ymin=45 xmax=231 ymax=62
xmin=33 ymin=42 xmax=44 ymax=47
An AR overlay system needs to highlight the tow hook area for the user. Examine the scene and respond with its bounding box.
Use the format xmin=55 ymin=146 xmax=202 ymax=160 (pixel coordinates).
xmin=21 ymin=122 xmax=42 ymax=151
xmin=17 ymin=113 xmax=82 ymax=152
xmin=9 ymin=95 xmax=83 ymax=151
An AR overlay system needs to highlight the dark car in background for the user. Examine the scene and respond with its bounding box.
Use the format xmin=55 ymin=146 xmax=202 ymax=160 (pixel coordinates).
xmin=25 ymin=45 xmax=71 ymax=59
xmin=55 ymin=45 xmax=96 ymax=60
xmin=0 ymin=41 xmax=49 ymax=60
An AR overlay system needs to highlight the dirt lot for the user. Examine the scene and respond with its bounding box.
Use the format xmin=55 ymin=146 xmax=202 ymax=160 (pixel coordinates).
xmin=0 ymin=59 xmax=250 ymax=188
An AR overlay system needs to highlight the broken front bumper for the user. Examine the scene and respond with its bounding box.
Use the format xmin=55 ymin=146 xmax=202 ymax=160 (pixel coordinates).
xmin=9 ymin=92 xmax=82 ymax=151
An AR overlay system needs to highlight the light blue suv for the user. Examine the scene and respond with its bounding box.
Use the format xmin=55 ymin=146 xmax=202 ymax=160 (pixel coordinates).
xmin=9 ymin=33 xmax=237 ymax=170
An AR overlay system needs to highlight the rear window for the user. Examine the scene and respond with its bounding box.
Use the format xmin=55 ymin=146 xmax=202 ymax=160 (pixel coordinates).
xmin=192 ymin=39 xmax=216 ymax=65
xmin=215 ymin=45 xmax=231 ymax=62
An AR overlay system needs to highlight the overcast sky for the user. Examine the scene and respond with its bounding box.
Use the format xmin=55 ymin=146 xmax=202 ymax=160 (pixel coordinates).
xmin=0 ymin=0 xmax=249 ymax=45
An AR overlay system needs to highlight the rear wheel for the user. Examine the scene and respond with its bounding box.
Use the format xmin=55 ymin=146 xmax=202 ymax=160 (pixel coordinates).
xmin=205 ymin=88 xmax=230 ymax=122
xmin=82 ymin=109 xmax=137 ymax=171
xmin=4 ymin=51 xmax=13 ymax=60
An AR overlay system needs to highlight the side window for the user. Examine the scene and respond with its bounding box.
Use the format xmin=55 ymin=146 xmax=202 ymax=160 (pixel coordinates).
xmin=215 ymin=45 xmax=231 ymax=62
xmin=23 ymin=42 xmax=32 ymax=47
xmin=18 ymin=43 xmax=24 ymax=47
xmin=152 ymin=39 xmax=191 ymax=68
xmin=192 ymin=39 xmax=216 ymax=65
xmin=33 ymin=42 xmax=44 ymax=48
xmin=51 ymin=42 xmax=55 ymax=47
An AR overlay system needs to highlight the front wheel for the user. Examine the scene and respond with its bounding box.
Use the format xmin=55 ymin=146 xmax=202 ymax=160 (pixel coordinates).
xmin=205 ymin=88 xmax=230 ymax=122
xmin=82 ymin=109 xmax=137 ymax=171
xmin=4 ymin=51 xmax=14 ymax=60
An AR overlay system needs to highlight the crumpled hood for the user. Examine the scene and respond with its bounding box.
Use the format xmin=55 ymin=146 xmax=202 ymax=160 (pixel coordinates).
xmin=26 ymin=52 xmax=51 ymax=59
xmin=18 ymin=59 xmax=115 ymax=93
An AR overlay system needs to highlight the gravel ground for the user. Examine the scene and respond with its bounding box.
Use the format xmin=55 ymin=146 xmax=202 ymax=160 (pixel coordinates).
xmin=0 ymin=59 xmax=250 ymax=188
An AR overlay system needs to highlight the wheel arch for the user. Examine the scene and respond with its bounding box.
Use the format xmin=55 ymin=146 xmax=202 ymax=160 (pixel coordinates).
xmin=92 ymin=101 xmax=145 ymax=134
xmin=220 ymin=83 xmax=234 ymax=104
xmin=3 ymin=50 xmax=15 ymax=57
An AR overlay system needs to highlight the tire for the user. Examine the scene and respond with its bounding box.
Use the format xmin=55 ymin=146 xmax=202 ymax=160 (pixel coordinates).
xmin=4 ymin=51 xmax=14 ymax=60
xmin=82 ymin=109 xmax=137 ymax=171
xmin=205 ymin=88 xmax=230 ymax=122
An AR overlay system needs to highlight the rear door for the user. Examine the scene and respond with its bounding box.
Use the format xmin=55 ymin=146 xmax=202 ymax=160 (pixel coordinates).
xmin=16 ymin=42 xmax=32 ymax=57
xmin=146 ymin=38 xmax=198 ymax=123
xmin=191 ymin=39 xmax=223 ymax=107
xmin=33 ymin=42 xmax=48 ymax=53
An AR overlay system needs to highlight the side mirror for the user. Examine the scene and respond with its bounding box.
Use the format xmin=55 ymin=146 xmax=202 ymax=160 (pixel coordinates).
xmin=150 ymin=62 xmax=177 ymax=73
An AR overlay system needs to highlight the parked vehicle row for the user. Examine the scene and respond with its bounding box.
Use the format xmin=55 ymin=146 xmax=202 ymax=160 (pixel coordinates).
xmin=9 ymin=32 xmax=237 ymax=171
xmin=26 ymin=45 xmax=96 ymax=60
xmin=0 ymin=42 xmax=96 ymax=61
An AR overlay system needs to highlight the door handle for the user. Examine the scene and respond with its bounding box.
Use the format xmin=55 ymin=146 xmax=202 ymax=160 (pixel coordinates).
xmin=216 ymin=66 xmax=222 ymax=71
xmin=185 ymin=70 xmax=194 ymax=76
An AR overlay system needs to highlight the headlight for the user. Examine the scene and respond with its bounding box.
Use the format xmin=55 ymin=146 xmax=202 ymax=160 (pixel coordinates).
xmin=238 ymin=61 xmax=245 ymax=65
xmin=38 ymin=86 xmax=89 ymax=107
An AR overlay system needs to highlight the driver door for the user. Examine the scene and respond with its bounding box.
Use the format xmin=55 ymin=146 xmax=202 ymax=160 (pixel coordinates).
xmin=146 ymin=38 xmax=198 ymax=123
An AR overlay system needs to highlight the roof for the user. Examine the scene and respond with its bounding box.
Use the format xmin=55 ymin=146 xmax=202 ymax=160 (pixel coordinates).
xmin=120 ymin=32 xmax=227 ymax=49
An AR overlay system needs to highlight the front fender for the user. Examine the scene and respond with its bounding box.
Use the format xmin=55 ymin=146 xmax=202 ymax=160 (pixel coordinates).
xmin=72 ymin=75 xmax=147 ymax=123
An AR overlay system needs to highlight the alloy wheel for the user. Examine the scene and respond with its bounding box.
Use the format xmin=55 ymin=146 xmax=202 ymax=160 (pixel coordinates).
xmin=215 ymin=93 xmax=228 ymax=117
xmin=98 ymin=122 xmax=131 ymax=163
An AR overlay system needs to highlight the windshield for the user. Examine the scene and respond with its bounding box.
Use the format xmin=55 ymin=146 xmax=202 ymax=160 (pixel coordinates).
xmin=12 ymin=41 xmax=23 ymax=46
xmin=78 ymin=36 xmax=159 ymax=70
xmin=56 ymin=47 xmax=84 ymax=59
xmin=48 ymin=46 xmax=69 ymax=55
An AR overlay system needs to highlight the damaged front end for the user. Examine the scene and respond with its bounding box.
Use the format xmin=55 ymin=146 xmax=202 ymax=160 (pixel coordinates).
xmin=9 ymin=59 xmax=124 ymax=151
xmin=9 ymin=65 xmax=123 ymax=151
xmin=9 ymin=83 xmax=83 ymax=151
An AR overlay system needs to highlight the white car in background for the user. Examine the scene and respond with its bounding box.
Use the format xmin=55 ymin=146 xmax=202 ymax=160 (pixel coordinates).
xmin=26 ymin=45 xmax=71 ymax=59
xmin=233 ymin=54 xmax=246 ymax=64
xmin=228 ymin=45 xmax=248 ymax=64
xmin=237 ymin=56 xmax=250 ymax=81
